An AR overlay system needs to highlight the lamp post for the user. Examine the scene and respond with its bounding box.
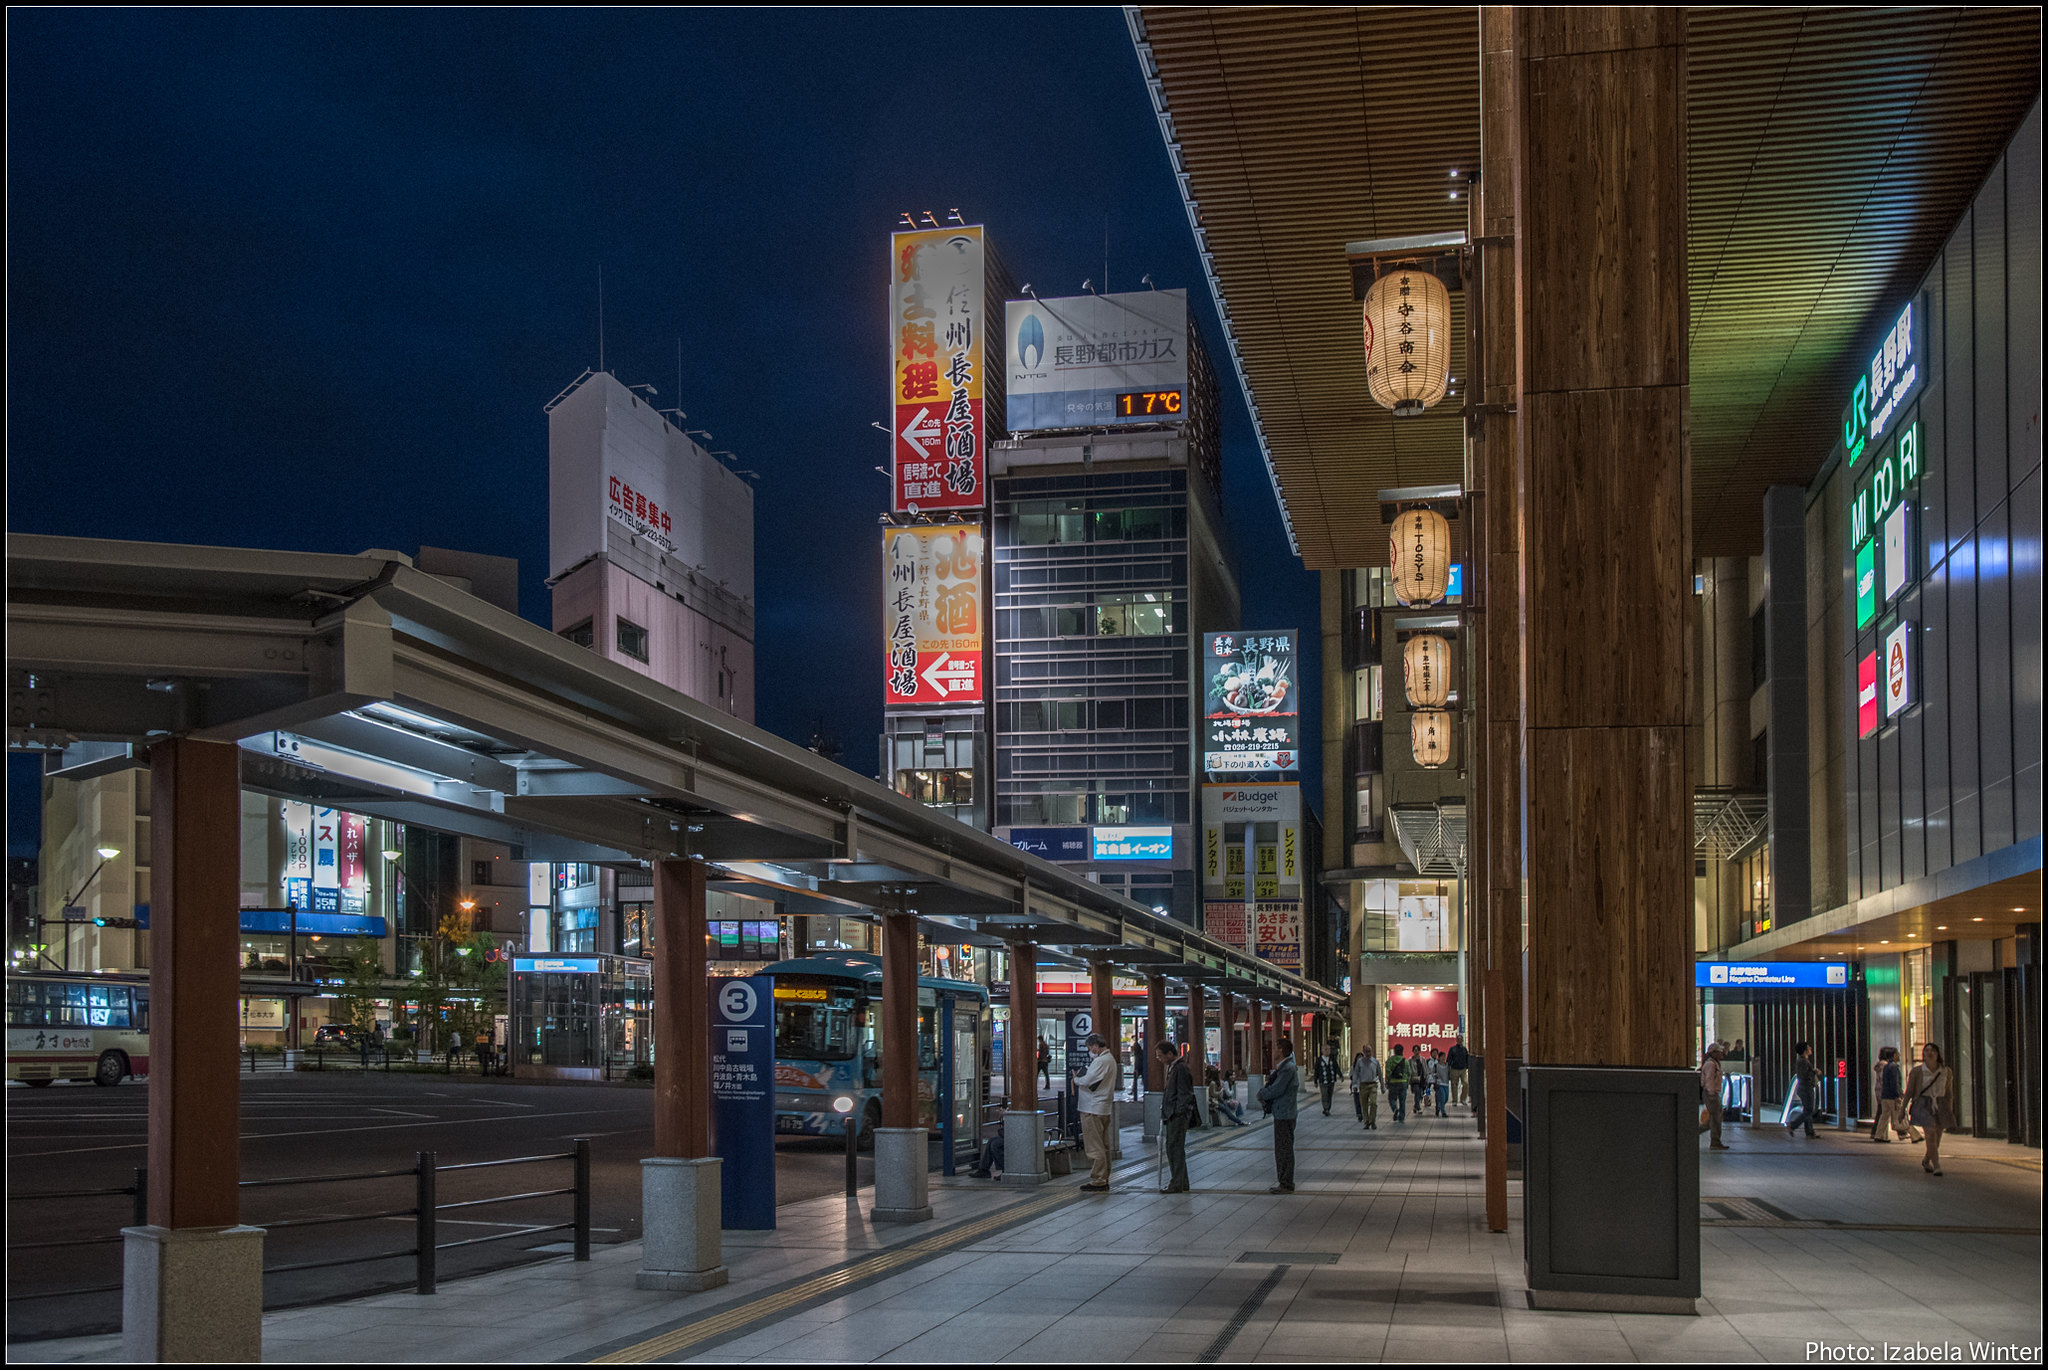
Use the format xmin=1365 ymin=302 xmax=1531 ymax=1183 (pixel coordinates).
xmin=48 ymin=846 xmax=121 ymax=972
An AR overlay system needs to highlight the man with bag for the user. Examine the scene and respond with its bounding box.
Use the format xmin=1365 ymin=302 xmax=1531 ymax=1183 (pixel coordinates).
xmin=1386 ymin=1044 xmax=1409 ymax=1122
xmin=1785 ymin=1041 xmax=1823 ymax=1138
xmin=1257 ymin=1036 xmax=1301 ymax=1193
xmin=1075 ymin=1032 xmax=1119 ymax=1192
xmin=1157 ymin=1041 xmax=1197 ymax=1193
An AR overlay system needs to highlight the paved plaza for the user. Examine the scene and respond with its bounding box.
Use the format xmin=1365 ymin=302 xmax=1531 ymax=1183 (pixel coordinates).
xmin=14 ymin=1087 xmax=2041 ymax=1364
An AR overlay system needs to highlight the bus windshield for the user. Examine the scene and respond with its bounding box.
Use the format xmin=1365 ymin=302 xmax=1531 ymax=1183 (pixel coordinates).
xmin=774 ymin=986 xmax=861 ymax=1061
xmin=7 ymin=979 xmax=139 ymax=1029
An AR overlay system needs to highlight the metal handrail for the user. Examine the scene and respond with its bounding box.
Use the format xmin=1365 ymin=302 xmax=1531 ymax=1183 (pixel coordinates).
xmin=6 ymin=1141 xmax=592 ymax=1313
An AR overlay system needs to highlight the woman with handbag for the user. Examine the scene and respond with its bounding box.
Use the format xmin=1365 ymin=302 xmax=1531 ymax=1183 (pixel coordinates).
xmin=1902 ymin=1042 xmax=1956 ymax=1176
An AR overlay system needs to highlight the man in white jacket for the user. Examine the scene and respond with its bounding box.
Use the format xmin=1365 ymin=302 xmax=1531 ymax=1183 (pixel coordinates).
xmin=1075 ymin=1032 xmax=1119 ymax=1191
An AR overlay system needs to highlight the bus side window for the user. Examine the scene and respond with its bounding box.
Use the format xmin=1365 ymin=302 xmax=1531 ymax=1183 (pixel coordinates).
xmin=134 ymin=989 xmax=150 ymax=1033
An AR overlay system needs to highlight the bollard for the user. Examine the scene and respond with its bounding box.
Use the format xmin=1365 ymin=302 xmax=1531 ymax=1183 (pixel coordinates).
xmin=416 ymin=1151 xmax=437 ymax=1294
xmin=573 ymin=1139 xmax=592 ymax=1262
xmin=845 ymin=1113 xmax=860 ymax=1197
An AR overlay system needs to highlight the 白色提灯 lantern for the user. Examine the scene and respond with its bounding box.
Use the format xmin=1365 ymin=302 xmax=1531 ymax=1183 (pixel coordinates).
xmin=1362 ymin=268 xmax=1451 ymax=417
xmin=1390 ymin=507 xmax=1451 ymax=606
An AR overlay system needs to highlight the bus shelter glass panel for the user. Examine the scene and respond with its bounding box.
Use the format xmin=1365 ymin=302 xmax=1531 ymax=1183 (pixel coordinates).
xmin=511 ymin=954 xmax=651 ymax=1072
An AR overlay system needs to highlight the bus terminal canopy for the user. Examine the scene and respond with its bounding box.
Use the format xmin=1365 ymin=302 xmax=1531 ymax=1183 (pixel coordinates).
xmin=7 ymin=535 xmax=1337 ymax=1010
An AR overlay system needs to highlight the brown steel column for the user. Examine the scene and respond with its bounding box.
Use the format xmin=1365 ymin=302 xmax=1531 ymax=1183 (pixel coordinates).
xmin=1145 ymin=975 xmax=1167 ymax=1089
xmin=1512 ymin=5 xmax=1696 ymax=1307
xmin=1186 ymin=983 xmax=1207 ymax=1068
xmin=1477 ymin=2 xmax=1522 ymax=1235
xmin=1007 ymin=942 xmax=1038 ymax=1111
xmin=1245 ymin=996 xmax=1263 ymax=1072
xmin=881 ymin=912 xmax=920 ymax=1129
xmin=652 ymin=858 xmax=711 ymax=1158
xmin=147 ymin=737 xmax=243 ymax=1229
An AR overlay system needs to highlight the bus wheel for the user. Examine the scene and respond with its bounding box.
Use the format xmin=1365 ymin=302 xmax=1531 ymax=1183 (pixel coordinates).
xmin=857 ymin=1103 xmax=880 ymax=1153
xmin=94 ymin=1051 xmax=128 ymax=1087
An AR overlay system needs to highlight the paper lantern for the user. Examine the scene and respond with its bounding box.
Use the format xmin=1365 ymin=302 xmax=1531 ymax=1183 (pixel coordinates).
xmin=1390 ymin=507 xmax=1451 ymax=606
xmin=1361 ymin=267 xmax=1451 ymax=416
xmin=1411 ymin=709 xmax=1453 ymax=769
xmin=1403 ymin=634 xmax=1451 ymax=708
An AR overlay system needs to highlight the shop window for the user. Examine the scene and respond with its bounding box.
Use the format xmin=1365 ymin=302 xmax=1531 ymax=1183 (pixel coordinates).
xmin=560 ymin=619 xmax=594 ymax=649
xmin=1354 ymin=665 xmax=1383 ymax=722
xmin=616 ymin=617 xmax=650 ymax=663
xmin=896 ymin=769 xmax=973 ymax=807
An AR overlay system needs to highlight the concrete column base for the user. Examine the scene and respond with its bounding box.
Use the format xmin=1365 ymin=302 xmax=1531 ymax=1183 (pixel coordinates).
xmin=1142 ymin=1093 xmax=1162 ymax=1141
xmin=637 ymin=1157 xmax=728 ymax=1291
xmin=1193 ymin=1090 xmax=1211 ymax=1127
xmin=1246 ymin=1073 xmax=1264 ymax=1111
xmin=122 ymin=1224 xmax=265 ymax=1364
xmin=869 ymin=1126 xmax=932 ymax=1222
xmin=1001 ymin=1109 xmax=1051 ymax=1185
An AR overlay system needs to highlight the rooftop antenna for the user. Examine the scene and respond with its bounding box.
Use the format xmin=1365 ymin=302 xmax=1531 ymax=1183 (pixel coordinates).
xmin=598 ymin=265 xmax=605 ymax=374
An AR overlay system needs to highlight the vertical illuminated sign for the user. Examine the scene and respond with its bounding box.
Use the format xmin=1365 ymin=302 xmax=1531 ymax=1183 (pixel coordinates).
xmin=1858 ymin=651 xmax=1879 ymax=737
xmin=1884 ymin=622 xmax=1911 ymax=719
xmin=1855 ymin=540 xmax=1877 ymax=630
xmin=312 ymin=806 xmax=340 ymax=914
xmin=891 ymin=227 xmax=986 ymax=513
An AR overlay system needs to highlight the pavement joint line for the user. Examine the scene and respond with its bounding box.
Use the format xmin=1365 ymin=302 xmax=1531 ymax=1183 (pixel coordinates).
xmin=582 ymin=1124 xmax=1254 ymax=1364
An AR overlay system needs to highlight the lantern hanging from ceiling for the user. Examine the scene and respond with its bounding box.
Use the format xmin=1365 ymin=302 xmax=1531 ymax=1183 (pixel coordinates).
xmin=1403 ymin=634 xmax=1451 ymax=709
xmin=1411 ymin=709 xmax=1453 ymax=769
xmin=1390 ymin=506 xmax=1451 ymax=606
xmin=1361 ymin=266 xmax=1452 ymax=416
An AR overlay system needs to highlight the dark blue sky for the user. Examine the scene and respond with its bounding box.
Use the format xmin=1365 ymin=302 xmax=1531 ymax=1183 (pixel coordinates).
xmin=6 ymin=8 xmax=1320 ymax=858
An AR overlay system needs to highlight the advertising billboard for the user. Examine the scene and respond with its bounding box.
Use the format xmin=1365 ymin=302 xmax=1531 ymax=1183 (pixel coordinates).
xmin=891 ymin=227 xmax=986 ymax=512
xmin=1005 ymin=827 xmax=1089 ymax=862
xmin=1884 ymin=621 xmax=1911 ymax=719
xmin=1202 ymin=901 xmax=1247 ymax=951
xmin=1005 ymin=289 xmax=1190 ymax=432
xmin=1093 ymin=827 xmax=1173 ymax=861
xmin=1252 ymin=901 xmax=1301 ymax=973
xmin=883 ymin=524 xmax=984 ymax=708
xmin=1202 ymin=632 xmax=1299 ymax=772
xmin=1858 ymin=650 xmax=1879 ymax=738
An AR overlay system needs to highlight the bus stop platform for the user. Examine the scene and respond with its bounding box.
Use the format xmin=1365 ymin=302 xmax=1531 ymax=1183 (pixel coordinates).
xmin=13 ymin=1100 xmax=2041 ymax=1364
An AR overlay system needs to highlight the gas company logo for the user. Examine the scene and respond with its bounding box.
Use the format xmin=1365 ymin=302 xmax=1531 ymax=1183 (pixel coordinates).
xmin=1016 ymin=313 xmax=1045 ymax=371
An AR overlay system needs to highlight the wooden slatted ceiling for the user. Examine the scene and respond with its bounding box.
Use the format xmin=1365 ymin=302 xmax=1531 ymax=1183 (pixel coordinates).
xmin=1138 ymin=6 xmax=2040 ymax=569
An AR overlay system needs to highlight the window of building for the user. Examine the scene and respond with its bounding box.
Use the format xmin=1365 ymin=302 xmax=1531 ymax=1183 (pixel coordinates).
xmin=1000 ymin=791 xmax=1088 ymax=825
xmin=1096 ymin=593 xmax=1173 ymax=637
xmin=472 ymin=860 xmax=492 ymax=886
xmin=561 ymin=619 xmax=595 ymax=649
xmin=896 ymin=769 xmax=973 ymax=807
xmin=1354 ymin=774 xmax=1380 ymax=839
xmin=1011 ymin=502 xmax=1088 ymax=545
xmin=1354 ymin=665 xmax=1383 ymax=722
xmin=616 ymin=617 xmax=650 ymax=663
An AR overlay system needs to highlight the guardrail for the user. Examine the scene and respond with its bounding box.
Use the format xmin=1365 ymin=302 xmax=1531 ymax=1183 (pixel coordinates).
xmin=5 ymin=1142 xmax=590 ymax=1312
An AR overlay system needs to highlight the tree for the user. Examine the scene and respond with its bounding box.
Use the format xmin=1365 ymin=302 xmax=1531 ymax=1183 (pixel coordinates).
xmin=336 ymin=938 xmax=385 ymax=1040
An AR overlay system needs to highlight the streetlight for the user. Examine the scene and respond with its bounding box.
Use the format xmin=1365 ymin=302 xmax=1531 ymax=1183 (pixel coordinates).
xmin=46 ymin=846 xmax=121 ymax=971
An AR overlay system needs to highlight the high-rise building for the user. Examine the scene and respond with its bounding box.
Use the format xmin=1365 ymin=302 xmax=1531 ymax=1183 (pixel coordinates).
xmin=546 ymin=370 xmax=755 ymax=718
xmin=985 ymin=288 xmax=1235 ymax=925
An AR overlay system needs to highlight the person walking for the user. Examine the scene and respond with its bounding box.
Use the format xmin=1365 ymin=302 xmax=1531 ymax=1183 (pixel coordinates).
xmin=1131 ymin=1033 xmax=1146 ymax=1102
xmin=1871 ymin=1047 xmax=1906 ymax=1142
xmin=1699 ymin=1042 xmax=1729 ymax=1150
xmin=1430 ymin=1050 xmax=1450 ymax=1116
xmin=1386 ymin=1044 xmax=1409 ymax=1122
xmin=1257 ymin=1035 xmax=1301 ymax=1193
xmin=1313 ymin=1043 xmax=1341 ymax=1116
xmin=1411 ymin=1048 xmax=1431 ymax=1119
xmin=1447 ymin=1036 xmax=1471 ymax=1109
xmin=1903 ymin=1043 xmax=1955 ymax=1176
xmin=1075 ymin=1032 xmax=1119 ymax=1191
xmin=1352 ymin=1045 xmax=1382 ymax=1130
xmin=1785 ymin=1042 xmax=1821 ymax=1138
xmin=1036 ymin=1034 xmax=1052 ymax=1091
xmin=1157 ymin=1041 xmax=1196 ymax=1193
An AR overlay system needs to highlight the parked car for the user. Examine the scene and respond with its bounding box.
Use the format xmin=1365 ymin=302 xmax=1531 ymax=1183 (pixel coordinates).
xmin=312 ymin=1024 xmax=354 ymax=1045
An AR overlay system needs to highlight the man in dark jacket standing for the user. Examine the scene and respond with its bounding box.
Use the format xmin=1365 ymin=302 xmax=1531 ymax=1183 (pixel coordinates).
xmin=1447 ymin=1036 xmax=1471 ymax=1109
xmin=1157 ymin=1041 xmax=1196 ymax=1193
xmin=1313 ymin=1044 xmax=1341 ymax=1115
xmin=1257 ymin=1037 xmax=1301 ymax=1193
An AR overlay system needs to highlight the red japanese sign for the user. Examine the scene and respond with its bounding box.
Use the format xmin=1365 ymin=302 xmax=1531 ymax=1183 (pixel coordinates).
xmin=1385 ymin=988 xmax=1461 ymax=1058
xmin=891 ymin=227 xmax=985 ymax=512
xmin=883 ymin=524 xmax=984 ymax=707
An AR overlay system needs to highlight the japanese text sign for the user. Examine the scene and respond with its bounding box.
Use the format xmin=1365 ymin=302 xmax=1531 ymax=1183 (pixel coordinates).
xmin=892 ymin=227 xmax=985 ymax=512
xmin=1203 ymin=632 xmax=1299 ymax=772
xmin=883 ymin=524 xmax=984 ymax=707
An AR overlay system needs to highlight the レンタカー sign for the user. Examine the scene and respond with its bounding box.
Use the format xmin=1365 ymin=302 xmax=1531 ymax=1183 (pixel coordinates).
xmin=883 ymin=525 xmax=983 ymax=708
xmin=892 ymin=227 xmax=985 ymax=512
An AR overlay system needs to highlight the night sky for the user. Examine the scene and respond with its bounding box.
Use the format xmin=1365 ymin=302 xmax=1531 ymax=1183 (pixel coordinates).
xmin=6 ymin=8 xmax=1320 ymax=858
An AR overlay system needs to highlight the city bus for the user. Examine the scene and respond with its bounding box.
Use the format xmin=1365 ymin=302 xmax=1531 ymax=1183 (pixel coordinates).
xmin=761 ymin=953 xmax=988 ymax=1156
xmin=5 ymin=972 xmax=150 ymax=1086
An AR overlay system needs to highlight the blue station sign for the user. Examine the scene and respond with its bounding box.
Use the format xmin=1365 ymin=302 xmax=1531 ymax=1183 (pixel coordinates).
xmin=1005 ymin=827 xmax=1090 ymax=862
xmin=1696 ymin=962 xmax=1853 ymax=990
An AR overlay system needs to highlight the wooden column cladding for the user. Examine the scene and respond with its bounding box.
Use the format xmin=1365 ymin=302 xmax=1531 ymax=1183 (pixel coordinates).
xmin=881 ymin=912 xmax=921 ymax=1128
xmin=146 ymin=738 xmax=244 ymax=1229
xmin=1007 ymin=942 xmax=1039 ymax=1113
xmin=652 ymin=859 xmax=712 ymax=1158
xmin=1475 ymin=3 xmax=1520 ymax=1235
xmin=1511 ymin=7 xmax=1693 ymax=1072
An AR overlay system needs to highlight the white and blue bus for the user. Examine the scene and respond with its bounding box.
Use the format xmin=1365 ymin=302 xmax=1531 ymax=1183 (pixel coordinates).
xmin=762 ymin=953 xmax=988 ymax=1157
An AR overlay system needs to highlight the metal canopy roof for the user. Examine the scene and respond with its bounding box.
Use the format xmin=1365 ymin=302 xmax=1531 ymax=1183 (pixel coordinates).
xmin=1130 ymin=6 xmax=2041 ymax=568
xmin=7 ymin=535 xmax=1338 ymax=1010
